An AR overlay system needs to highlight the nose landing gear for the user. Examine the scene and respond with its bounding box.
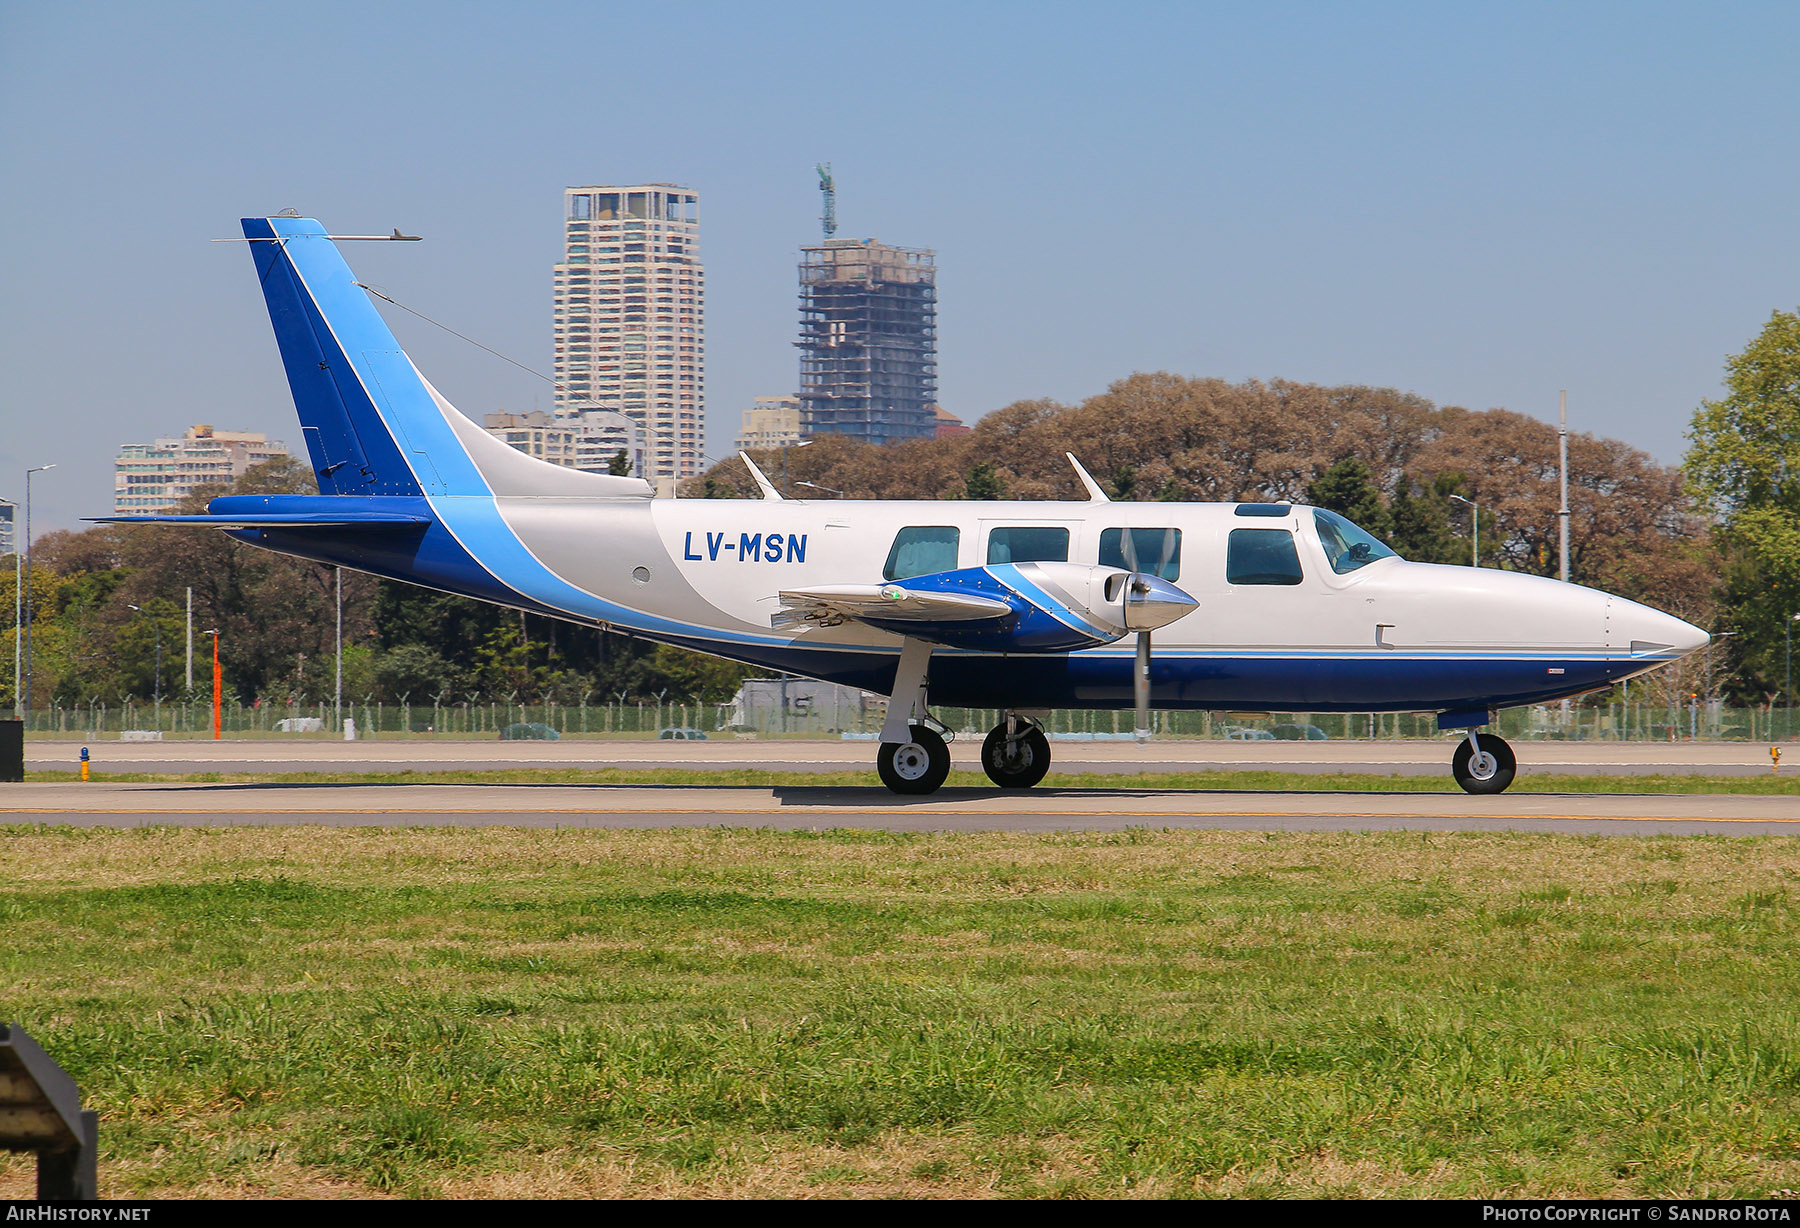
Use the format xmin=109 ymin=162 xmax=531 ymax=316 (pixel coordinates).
xmin=1452 ymin=729 xmax=1516 ymax=794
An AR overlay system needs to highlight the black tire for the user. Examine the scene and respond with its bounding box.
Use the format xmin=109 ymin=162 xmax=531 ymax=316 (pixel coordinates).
xmin=981 ymin=724 xmax=1052 ymax=789
xmin=877 ymin=725 xmax=951 ymax=795
xmin=1452 ymin=732 xmax=1517 ymax=794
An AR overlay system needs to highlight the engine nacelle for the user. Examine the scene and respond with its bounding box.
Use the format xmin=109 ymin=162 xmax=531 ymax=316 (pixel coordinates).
xmin=859 ymin=561 xmax=1198 ymax=653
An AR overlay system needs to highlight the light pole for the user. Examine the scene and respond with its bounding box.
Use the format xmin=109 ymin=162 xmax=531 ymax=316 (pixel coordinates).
xmin=1704 ymin=630 xmax=1738 ymax=739
xmin=778 ymin=438 xmax=813 ymax=495
xmin=1706 ymin=631 xmax=1738 ymax=700
xmin=23 ymin=464 xmax=55 ymax=718
xmin=125 ymin=604 xmax=164 ymax=729
xmin=3 ymin=495 xmax=18 ymax=717
xmin=1449 ymin=493 xmax=1480 ymax=568
xmin=1557 ymin=390 xmax=1570 ymax=584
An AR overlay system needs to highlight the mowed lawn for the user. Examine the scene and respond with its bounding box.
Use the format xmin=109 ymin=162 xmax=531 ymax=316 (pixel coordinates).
xmin=3 ymin=826 xmax=1800 ymax=1199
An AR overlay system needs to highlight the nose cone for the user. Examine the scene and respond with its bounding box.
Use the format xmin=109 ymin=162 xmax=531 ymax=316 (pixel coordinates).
xmin=1124 ymin=574 xmax=1199 ymax=632
xmin=1613 ymin=597 xmax=1709 ymax=659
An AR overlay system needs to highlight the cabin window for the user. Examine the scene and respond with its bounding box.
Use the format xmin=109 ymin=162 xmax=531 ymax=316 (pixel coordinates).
xmin=987 ymin=526 xmax=1070 ymax=564
xmin=884 ymin=526 xmax=960 ymax=580
xmin=1234 ymin=503 xmax=1291 ymax=517
xmin=1313 ymin=508 xmax=1399 ymax=574
xmin=1099 ymin=528 xmax=1182 ymax=581
xmin=1226 ymin=528 xmax=1304 ymax=585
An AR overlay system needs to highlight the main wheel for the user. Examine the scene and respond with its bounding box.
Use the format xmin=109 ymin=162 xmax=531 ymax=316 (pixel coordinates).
xmin=981 ymin=724 xmax=1052 ymax=789
xmin=877 ymin=725 xmax=951 ymax=795
xmin=1452 ymin=732 xmax=1517 ymax=794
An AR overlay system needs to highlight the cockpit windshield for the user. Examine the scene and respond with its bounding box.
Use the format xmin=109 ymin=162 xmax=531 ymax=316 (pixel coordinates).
xmin=1313 ymin=508 xmax=1400 ymax=574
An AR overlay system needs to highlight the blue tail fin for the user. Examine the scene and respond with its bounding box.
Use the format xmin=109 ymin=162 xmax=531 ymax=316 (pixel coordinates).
xmin=244 ymin=216 xmax=435 ymax=495
xmin=243 ymin=215 xmax=654 ymax=502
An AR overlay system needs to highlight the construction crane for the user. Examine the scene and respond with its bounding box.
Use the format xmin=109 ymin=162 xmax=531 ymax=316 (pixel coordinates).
xmin=816 ymin=162 xmax=837 ymax=240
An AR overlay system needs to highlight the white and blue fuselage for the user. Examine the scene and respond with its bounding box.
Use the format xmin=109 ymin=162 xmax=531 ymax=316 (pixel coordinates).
xmin=102 ymin=216 xmax=1708 ymax=792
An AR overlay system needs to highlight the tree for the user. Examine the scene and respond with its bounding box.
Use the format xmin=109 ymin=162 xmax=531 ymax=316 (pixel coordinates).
xmin=1306 ymin=458 xmax=1391 ymax=539
xmin=963 ymin=461 xmax=1006 ymax=500
xmin=682 ymin=373 xmax=1708 ymax=615
xmin=373 ymin=643 xmax=455 ymax=702
xmin=607 ymin=449 xmax=632 ymax=476
xmin=1686 ymin=307 xmax=1800 ymax=696
xmin=1389 ymin=472 xmax=1468 ymax=565
xmin=648 ymin=644 xmax=748 ymax=704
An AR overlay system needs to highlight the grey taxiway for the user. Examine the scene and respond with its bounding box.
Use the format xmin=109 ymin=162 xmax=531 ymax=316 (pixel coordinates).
xmin=8 ymin=738 xmax=1796 ymax=836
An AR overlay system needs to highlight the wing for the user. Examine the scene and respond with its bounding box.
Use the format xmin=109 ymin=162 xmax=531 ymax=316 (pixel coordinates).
xmin=771 ymin=562 xmax=1195 ymax=654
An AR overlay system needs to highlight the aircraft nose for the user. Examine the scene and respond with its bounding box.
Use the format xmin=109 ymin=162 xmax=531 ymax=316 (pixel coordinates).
xmin=1614 ymin=598 xmax=1709 ymax=659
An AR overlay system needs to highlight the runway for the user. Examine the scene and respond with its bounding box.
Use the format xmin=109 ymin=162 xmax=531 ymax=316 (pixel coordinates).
xmin=22 ymin=736 xmax=1791 ymax=777
xmin=4 ymin=779 xmax=1795 ymax=836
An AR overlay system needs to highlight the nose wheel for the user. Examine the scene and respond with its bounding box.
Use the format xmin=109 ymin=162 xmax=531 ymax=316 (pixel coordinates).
xmin=878 ymin=725 xmax=952 ymax=795
xmin=1452 ymin=731 xmax=1516 ymax=794
xmin=981 ymin=717 xmax=1052 ymax=789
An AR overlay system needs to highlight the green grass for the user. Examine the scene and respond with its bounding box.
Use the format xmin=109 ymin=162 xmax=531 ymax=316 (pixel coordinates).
xmin=6 ymin=826 xmax=1800 ymax=1197
xmin=26 ymin=765 xmax=1800 ymax=793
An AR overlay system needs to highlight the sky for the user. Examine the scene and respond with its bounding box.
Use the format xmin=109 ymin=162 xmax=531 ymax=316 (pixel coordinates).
xmin=3 ymin=0 xmax=1798 ymax=537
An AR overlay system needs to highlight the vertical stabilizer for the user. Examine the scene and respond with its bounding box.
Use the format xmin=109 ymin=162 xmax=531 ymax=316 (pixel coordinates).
xmin=243 ymin=216 xmax=653 ymax=501
xmin=243 ymin=216 xmax=430 ymax=495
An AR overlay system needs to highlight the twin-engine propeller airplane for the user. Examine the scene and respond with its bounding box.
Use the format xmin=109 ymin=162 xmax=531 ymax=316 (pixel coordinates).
xmin=102 ymin=216 xmax=1709 ymax=794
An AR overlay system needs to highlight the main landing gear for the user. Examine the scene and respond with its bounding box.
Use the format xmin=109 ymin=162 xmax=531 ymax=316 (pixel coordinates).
xmin=877 ymin=638 xmax=953 ymax=795
xmin=876 ymin=639 xmax=1057 ymax=796
xmin=1452 ymin=729 xmax=1516 ymax=794
xmin=981 ymin=713 xmax=1051 ymax=789
xmin=877 ymin=725 xmax=952 ymax=794
xmin=876 ymin=715 xmax=1053 ymax=795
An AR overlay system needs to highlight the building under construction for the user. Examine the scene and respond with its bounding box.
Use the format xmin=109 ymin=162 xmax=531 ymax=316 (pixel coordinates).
xmin=797 ymin=238 xmax=938 ymax=446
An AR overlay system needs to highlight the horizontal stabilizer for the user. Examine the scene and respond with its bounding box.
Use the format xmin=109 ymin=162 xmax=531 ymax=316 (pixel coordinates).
xmin=90 ymin=512 xmax=430 ymax=529
xmin=90 ymin=493 xmax=434 ymax=531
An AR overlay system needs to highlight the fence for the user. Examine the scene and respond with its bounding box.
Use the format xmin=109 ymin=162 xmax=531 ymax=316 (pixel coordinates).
xmin=12 ymin=699 xmax=1800 ymax=742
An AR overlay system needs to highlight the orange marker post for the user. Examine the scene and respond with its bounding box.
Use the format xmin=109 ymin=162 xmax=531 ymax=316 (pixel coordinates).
xmin=79 ymin=746 xmax=89 ymax=783
xmin=1774 ymin=747 xmax=1782 ymax=775
xmin=211 ymin=631 xmax=222 ymax=741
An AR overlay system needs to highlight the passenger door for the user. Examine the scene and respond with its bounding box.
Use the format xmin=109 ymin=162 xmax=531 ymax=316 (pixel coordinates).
xmin=1205 ymin=518 xmax=1320 ymax=650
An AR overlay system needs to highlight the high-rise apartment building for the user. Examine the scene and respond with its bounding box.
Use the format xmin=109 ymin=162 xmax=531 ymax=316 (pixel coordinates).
xmin=734 ymin=396 xmax=803 ymax=451
xmin=483 ymin=408 xmax=642 ymax=477
xmin=113 ymin=425 xmax=289 ymax=514
xmin=797 ymin=238 xmax=937 ymax=446
xmin=553 ymin=185 xmax=703 ymax=494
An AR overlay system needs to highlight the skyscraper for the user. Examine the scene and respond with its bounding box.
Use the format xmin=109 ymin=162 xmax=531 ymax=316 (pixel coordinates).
xmin=554 ymin=185 xmax=703 ymax=492
xmin=797 ymin=238 xmax=937 ymax=446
